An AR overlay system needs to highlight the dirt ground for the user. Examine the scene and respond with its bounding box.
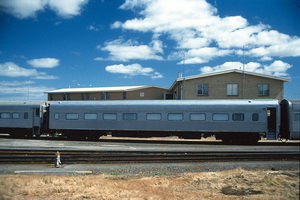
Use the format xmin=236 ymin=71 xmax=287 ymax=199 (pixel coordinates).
xmin=0 ymin=168 xmax=299 ymax=200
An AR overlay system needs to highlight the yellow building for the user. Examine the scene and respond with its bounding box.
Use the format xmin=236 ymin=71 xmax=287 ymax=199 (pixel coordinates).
xmin=170 ymin=69 xmax=291 ymax=100
xmin=45 ymin=70 xmax=290 ymax=101
xmin=46 ymin=86 xmax=169 ymax=101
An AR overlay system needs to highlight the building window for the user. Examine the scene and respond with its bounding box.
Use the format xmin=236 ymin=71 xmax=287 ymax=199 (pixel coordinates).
xmin=81 ymin=93 xmax=90 ymax=100
xmin=105 ymin=92 xmax=110 ymax=100
xmin=227 ymin=84 xmax=238 ymax=96
xmin=197 ymin=84 xmax=208 ymax=96
xmin=140 ymin=92 xmax=145 ymax=97
xmin=123 ymin=92 xmax=126 ymax=100
xmin=63 ymin=93 xmax=70 ymax=100
xmin=258 ymin=84 xmax=269 ymax=96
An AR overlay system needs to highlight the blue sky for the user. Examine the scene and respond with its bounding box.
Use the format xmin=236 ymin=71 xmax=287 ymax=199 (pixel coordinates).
xmin=0 ymin=0 xmax=299 ymax=101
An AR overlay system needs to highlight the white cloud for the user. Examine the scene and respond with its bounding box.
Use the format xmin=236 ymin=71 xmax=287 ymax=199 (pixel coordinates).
xmin=33 ymin=75 xmax=59 ymax=80
xmin=170 ymin=47 xmax=232 ymax=64
xmin=248 ymin=37 xmax=300 ymax=58
xmin=0 ymin=0 xmax=46 ymax=19
xmin=0 ymin=62 xmax=58 ymax=79
xmin=112 ymin=0 xmax=300 ymax=64
xmin=27 ymin=58 xmax=60 ymax=68
xmin=0 ymin=81 xmax=55 ymax=101
xmin=0 ymin=0 xmax=88 ymax=19
xmin=88 ymin=25 xmax=102 ymax=31
xmin=98 ymin=39 xmax=163 ymax=61
xmin=105 ymin=63 xmax=163 ymax=79
xmin=263 ymin=60 xmax=292 ymax=77
xmin=200 ymin=60 xmax=292 ymax=77
xmin=48 ymin=0 xmax=88 ymax=18
xmin=0 ymin=62 xmax=42 ymax=77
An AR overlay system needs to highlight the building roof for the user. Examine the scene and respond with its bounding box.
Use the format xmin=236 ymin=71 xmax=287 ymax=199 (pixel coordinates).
xmin=170 ymin=69 xmax=291 ymax=90
xmin=45 ymin=85 xmax=168 ymax=94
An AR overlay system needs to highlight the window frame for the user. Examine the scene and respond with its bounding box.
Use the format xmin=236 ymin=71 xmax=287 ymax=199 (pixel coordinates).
xmin=190 ymin=113 xmax=206 ymax=121
xmin=103 ymin=113 xmax=117 ymax=120
xmin=252 ymin=113 xmax=259 ymax=121
xmin=24 ymin=113 xmax=29 ymax=119
xmin=258 ymin=84 xmax=269 ymax=96
xmin=197 ymin=84 xmax=209 ymax=96
xmin=168 ymin=113 xmax=184 ymax=121
xmin=54 ymin=113 xmax=59 ymax=120
xmin=84 ymin=113 xmax=98 ymax=120
xmin=123 ymin=113 xmax=137 ymax=120
xmin=65 ymin=113 xmax=79 ymax=120
xmin=213 ymin=113 xmax=229 ymax=121
xmin=0 ymin=112 xmax=10 ymax=119
xmin=227 ymin=83 xmax=239 ymax=96
xmin=146 ymin=113 xmax=162 ymax=121
xmin=81 ymin=93 xmax=90 ymax=100
xmin=232 ymin=113 xmax=244 ymax=121
xmin=12 ymin=112 xmax=20 ymax=119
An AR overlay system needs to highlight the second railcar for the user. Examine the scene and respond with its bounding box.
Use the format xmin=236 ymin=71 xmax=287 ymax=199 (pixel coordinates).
xmin=47 ymin=100 xmax=280 ymax=142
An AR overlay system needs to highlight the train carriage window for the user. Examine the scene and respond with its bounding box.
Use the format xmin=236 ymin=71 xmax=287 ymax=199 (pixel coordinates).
xmin=12 ymin=113 xmax=20 ymax=119
xmin=84 ymin=113 xmax=97 ymax=120
xmin=190 ymin=113 xmax=206 ymax=121
xmin=24 ymin=113 xmax=28 ymax=119
xmin=35 ymin=108 xmax=40 ymax=116
xmin=213 ymin=113 xmax=229 ymax=121
xmin=54 ymin=113 xmax=59 ymax=120
xmin=168 ymin=113 xmax=183 ymax=121
xmin=232 ymin=113 xmax=244 ymax=121
xmin=146 ymin=113 xmax=162 ymax=120
xmin=295 ymin=113 xmax=300 ymax=121
xmin=0 ymin=113 xmax=10 ymax=119
xmin=103 ymin=113 xmax=117 ymax=120
xmin=66 ymin=113 xmax=79 ymax=120
xmin=252 ymin=113 xmax=259 ymax=121
xmin=123 ymin=113 xmax=137 ymax=120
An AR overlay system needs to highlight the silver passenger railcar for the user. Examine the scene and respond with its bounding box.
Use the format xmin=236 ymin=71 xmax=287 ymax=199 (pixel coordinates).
xmin=0 ymin=101 xmax=46 ymax=138
xmin=48 ymin=100 xmax=281 ymax=142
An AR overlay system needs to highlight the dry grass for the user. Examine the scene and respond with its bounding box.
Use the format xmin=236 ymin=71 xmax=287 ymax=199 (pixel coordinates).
xmin=0 ymin=168 xmax=299 ymax=200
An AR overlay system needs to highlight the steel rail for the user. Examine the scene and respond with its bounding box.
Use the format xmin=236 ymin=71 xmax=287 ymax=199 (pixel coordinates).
xmin=0 ymin=150 xmax=299 ymax=164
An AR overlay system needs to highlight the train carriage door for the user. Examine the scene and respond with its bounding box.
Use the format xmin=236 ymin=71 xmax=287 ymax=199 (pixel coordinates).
xmin=32 ymin=107 xmax=41 ymax=136
xmin=267 ymin=108 xmax=277 ymax=140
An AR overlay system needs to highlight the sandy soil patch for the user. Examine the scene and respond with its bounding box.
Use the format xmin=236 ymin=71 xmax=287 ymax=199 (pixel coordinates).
xmin=0 ymin=168 xmax=299 ymax=200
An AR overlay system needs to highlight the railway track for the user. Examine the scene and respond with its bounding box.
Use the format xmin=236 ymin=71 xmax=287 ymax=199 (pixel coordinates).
xmin=0 ymin=150 xmax=299 ymax=164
